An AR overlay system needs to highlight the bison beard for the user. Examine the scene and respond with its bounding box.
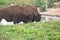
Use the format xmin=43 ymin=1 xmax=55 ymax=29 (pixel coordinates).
xmin=0 ymin=5 xmax=41 ymax=24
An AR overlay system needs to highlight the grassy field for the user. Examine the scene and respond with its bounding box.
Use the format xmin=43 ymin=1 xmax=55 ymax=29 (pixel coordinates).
xmin=0 ymin=21 xmax=60 ymax=40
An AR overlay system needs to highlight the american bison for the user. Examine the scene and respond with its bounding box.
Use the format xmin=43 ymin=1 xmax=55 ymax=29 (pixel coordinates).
xmin=0 ymin=5 xmax=41 ymax=24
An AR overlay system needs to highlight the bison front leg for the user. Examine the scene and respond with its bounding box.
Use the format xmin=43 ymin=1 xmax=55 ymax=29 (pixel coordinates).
xmin=23 ymin=16 xmax=32 ymax=23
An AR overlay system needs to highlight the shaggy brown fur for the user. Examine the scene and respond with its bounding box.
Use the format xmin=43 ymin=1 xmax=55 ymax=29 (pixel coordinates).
xmin=0 ymin=5 xmax=41 ymax=24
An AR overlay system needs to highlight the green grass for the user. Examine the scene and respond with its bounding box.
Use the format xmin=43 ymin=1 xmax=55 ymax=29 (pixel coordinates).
xmin=0 ymin=21 xmax=60 ymax=40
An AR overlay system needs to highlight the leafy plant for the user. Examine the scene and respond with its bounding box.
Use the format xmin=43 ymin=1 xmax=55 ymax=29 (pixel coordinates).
xmin=0 ymin=21 xmax=60 ymax=40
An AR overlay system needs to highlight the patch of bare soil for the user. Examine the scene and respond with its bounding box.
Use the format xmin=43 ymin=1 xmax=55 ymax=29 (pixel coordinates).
xmin=40 ymin=8 xmax=60 ymax=16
